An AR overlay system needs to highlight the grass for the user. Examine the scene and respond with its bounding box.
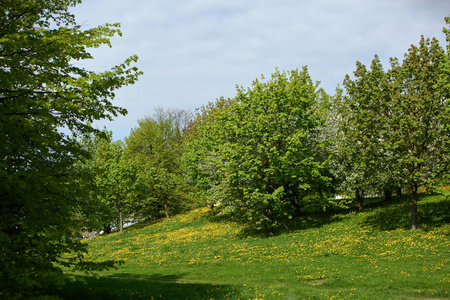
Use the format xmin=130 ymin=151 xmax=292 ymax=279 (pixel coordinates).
xmin=54 ymin=194 xmax=450 ymax=299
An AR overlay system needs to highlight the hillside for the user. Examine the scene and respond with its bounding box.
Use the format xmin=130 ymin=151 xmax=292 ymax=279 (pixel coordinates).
xmin=57 ymin=195 xmax=450 ymax=299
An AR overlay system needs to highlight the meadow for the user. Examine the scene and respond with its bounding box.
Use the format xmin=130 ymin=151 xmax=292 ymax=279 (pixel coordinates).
xmin=55 ymin=195 xmax=450 ymax=299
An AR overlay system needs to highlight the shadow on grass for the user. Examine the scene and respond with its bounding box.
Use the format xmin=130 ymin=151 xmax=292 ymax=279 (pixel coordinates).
xmin=280 ymin=212 xmax=347 ymax=235
xmin=361 ymin=194 xmax=450 ymax=231
xmin=206 ymin=205 xmax=348 ymax=238
xmin=52 ymin=273 xmax=242 ymax=300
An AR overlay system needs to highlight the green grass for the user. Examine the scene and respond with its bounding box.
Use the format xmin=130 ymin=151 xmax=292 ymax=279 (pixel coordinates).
xmin=54 ymin=195 xmax=450 ymax=299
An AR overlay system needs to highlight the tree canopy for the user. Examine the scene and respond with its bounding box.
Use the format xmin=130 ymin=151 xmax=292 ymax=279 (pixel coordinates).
xmin=0 ymin=0 xmax=141 ymax=298
xmin=184 ymin=69 xmax=331 ymax=232
xmin=125 ymin=109 xmax=194 ymax=220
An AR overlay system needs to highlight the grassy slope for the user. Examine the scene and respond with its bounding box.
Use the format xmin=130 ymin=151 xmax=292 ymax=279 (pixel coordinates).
xmin=58 ymin=195 xmax=450 ymax=299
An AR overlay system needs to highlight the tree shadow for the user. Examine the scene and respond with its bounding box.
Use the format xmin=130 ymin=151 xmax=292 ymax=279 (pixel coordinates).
xmin=280 ymin=211 xmax=347 ymax=234
xmin=206 ymin=205 xmax=347 ymax=238
xmin=360 ymin=195 xmax=450 ymax=231
xmin=51 ymin=273 xmax=243 ymax=300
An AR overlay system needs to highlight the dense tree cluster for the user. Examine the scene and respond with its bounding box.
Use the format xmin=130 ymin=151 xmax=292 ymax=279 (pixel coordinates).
xmin=184 ymin=69 xmax=332 ymax=231
xmin=1 ymin=0 xmax=450 ymax=297
xmin=184 ymin=25 xmax=450 ymax=232
xmin=82 ymin=108 xmax=194 ymax=235
xmin=335 ymin=36 xmax=450 ymax=229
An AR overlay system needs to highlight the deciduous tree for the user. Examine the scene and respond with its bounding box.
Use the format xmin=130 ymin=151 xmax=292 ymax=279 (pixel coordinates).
xmin=125 ymin=112 xmax=193 ymax=220
xmin=0 ymin=0 xmax=141 ymax=297
xmin=201 ymin=69 xmax=331 ymax=231
xmin=94 ymin=138 xmax=138 ymax=234
xmin=339 ymin=36 xmax=449 ymax=230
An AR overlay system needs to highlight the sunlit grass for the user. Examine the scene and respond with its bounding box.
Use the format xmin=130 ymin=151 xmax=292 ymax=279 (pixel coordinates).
xmin=57 ymin=195 xmax=450 ymax=299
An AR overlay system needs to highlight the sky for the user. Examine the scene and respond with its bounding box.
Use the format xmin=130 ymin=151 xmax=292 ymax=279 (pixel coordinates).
xmin=71 ymin=0 xmax=450 ymax=140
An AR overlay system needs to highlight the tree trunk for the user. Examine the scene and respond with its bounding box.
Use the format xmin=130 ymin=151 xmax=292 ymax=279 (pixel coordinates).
xmin=290 ymin=199 xmax=301 ymax=218
xmin=103 ymin=224 xmax=111 ymax=235
xmin=268 ymin=206 xmax=273 ymax=222
xmin=164 ymin=200 xmax=170 ymax=219
xmin=356 ymin=188 xmax=363 ymax=211
xmin=384 ymin=190 xmax=392 ymax=202
xmin=396 ymin=187 xmax=402 ymax=197
xmin=265 ymin=205 xmax=274 ymax=235
xmin=210 ymin=203 xmax=215 ymax=217
xmin=119 ymin=210 xmax=123 ymax=234
xmin=411 ymin=183 xmax=419 ymax=230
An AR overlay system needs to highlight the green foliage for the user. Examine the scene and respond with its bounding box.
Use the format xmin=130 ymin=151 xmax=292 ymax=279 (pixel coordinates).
xmin=94 ymin=137 xmax=139 ymax=234
xmin=337 ymin=35 xmax=450 ymax=228
xmin=182 ymin=97 xmax=235 ymax=211
xmin=136 ymin=167 xmax=191 ymax=219
xmin=125 ymin=112 xmax=194 ymax=220
xmin=388 ymin=36 xmax=449 ymax=187
xmin=0 ymin=0 xmax=141 ymax=298
xmin=440 ymin=16 xmax=450 ymax=107
xmin=331 ymin=57 xmax=394 ymax=211
xmin=73 ymin=131 xmax=116 ymax=234
xmin=185 ymin=69 xmax=331 ymax=231
xmin=126 ymin=116 xmax=180 ymax=173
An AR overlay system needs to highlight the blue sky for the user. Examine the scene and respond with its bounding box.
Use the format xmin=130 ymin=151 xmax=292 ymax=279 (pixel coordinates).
xmin=71 ymin=0 xmax=450 ymax=140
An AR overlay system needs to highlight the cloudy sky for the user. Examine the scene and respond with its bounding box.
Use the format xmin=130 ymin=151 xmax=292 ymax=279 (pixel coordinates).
xmin=71 ymin=0 xmax=450 ymax=140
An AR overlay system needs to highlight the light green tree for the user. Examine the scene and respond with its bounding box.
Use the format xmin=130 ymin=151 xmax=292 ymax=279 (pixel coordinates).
xmin=201 ymin=69 xmax=331 ymax=231
xmin=94 ymin=138 xmax=138 ymax=234
xmin=74 ymin=130 xmax=117 ymax=235
xmin=125 ymin=112 xmax=193 ymax=220
xmin=0 ymin=0 xmax=141 ymax=298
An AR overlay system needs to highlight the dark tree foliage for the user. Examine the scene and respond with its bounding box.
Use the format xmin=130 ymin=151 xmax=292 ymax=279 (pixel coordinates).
xmin=0 ymin=0 xmax=141 ymax=298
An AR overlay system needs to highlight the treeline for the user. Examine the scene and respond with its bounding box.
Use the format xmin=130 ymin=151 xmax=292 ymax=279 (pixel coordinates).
xmin=78 ymin=108 xmax=194 ymax=235
xmin=86 ymin=23 xmax=450 ymax=235
xmin=183 ymin=32 xmax=449 ymax=232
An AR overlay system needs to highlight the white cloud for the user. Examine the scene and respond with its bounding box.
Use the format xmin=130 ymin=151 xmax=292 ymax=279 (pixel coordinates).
xmin=70 ymin=0 xmax=450 ymax=140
